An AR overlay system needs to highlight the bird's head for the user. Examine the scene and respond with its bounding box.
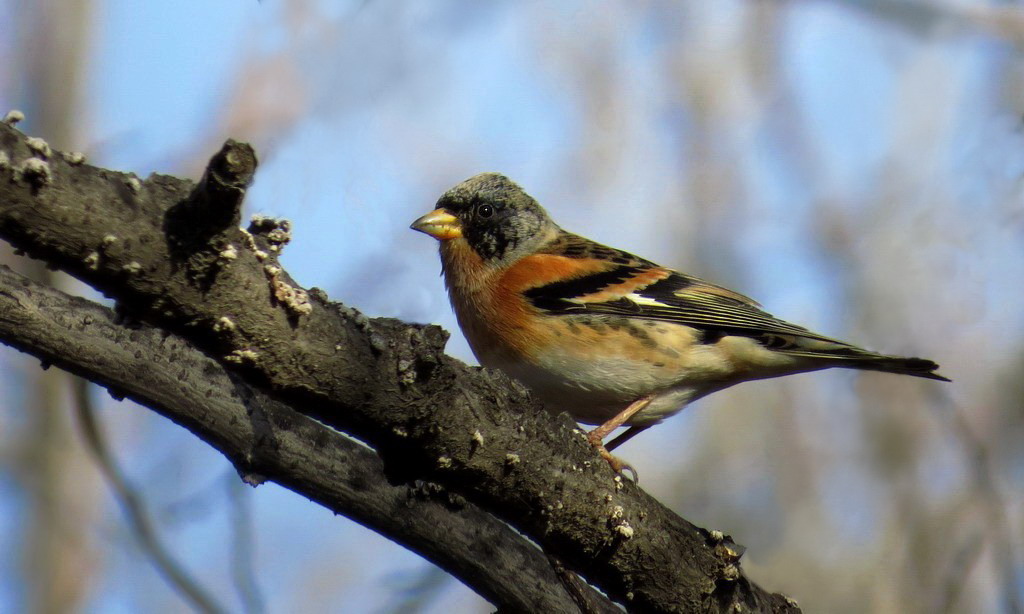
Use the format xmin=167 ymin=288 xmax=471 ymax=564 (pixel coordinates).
xmin=411 ymin=173 xmax=557 ymax=267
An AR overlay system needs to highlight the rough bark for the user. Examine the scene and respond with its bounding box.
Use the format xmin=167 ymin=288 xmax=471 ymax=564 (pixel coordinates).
xmin=0 ymin=264 xmax=613 ymax=614
xmin=0 ymin=120 xmax=800 ymax=613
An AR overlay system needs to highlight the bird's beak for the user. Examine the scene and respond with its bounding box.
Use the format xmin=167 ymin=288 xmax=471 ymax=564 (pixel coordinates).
xmin=410 ymin=209 xmax=462 ymax=240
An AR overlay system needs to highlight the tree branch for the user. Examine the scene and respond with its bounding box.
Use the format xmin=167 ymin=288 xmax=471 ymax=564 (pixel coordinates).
xmin=0 ymin=120 xmax=800 ymax=613
xmin=0 ymin=264 xmax=609 ymax=614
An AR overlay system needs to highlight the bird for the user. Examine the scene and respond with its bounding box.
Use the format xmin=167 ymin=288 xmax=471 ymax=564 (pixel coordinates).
xmin=411 ymin=172 xmax=950 ymax=476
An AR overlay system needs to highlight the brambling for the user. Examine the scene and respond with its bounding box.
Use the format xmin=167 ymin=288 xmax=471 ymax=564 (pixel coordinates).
xmin=412 ymin=173 xmax=949 ymax=476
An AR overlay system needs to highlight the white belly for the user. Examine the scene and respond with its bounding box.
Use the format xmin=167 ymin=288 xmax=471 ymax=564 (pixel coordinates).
xmin=475 ymin=327 xmax=818 ymax=427
xmin=480 ymin=343 xmax=732 ymax=426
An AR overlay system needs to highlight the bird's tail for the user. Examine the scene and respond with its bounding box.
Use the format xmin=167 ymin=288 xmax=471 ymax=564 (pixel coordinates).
xmin=843 ymin=354 xmax=951 ymax=382
xmin=779 ymin=340 xmax=951 ymax=382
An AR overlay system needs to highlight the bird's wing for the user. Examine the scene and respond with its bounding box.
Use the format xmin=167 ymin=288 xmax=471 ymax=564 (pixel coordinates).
xmin=509 ymin=232 xmax=949 ymax=381
xmin=523 ymin=233 xmax=850 ymax=346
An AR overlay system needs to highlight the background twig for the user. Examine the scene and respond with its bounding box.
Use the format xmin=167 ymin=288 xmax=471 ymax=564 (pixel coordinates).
xmin=72 ymin=377 xmax=227 ymax=614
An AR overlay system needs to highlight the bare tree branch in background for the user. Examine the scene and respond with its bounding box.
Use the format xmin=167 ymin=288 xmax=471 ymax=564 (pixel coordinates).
xmin=0 ymin=119 xmax=798 ymax=612
xmin=6 ymin=1 xmax=101 ymax=611
xmin=814 ymin=0 xmax=1024 ymax=42
xmin=940 ymin=393 xmax=1021 ymax=614
xmin=227 ymin=474 xmax=266 ymax=614
xmin=71 ymin=377 xmax=227 ymax=614
xmin=378 ymin=566 xmax=452 ymax=614
xmin=934 ymin=527 xmax=985 ymax=614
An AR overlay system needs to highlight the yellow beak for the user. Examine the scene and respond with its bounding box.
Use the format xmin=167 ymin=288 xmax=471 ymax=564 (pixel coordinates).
xmin=410 ymin=209 xmax=462 ymax=240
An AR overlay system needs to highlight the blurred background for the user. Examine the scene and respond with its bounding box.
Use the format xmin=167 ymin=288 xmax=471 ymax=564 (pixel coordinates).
xmin=1 ymin=1 xmax=1022 ymax=612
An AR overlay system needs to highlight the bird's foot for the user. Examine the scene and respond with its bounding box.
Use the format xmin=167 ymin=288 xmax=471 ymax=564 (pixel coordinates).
xmin=587 ymin=430 xmax=639 ymax=483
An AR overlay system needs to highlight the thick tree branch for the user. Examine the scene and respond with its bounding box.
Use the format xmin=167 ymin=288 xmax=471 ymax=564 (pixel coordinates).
xmin=0 ymin=120 xmax=800 ymax=613
xmin=0 ymin=264 xmax=609 ymax=614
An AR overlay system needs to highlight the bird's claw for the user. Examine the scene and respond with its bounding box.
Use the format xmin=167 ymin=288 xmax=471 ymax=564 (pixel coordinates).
xmin=599 ymin=447 xmax=639 ymax=483
xmin=589 ymin=436 xmax=639 ymax=483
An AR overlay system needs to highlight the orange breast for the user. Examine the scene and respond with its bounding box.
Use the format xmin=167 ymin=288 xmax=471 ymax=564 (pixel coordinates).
xmin=441 ymin=247 xmax=609 ymax=362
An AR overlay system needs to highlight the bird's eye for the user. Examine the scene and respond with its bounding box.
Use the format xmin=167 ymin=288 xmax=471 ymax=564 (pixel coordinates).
xmin=476 ymin=203 xmax=494 ymax=219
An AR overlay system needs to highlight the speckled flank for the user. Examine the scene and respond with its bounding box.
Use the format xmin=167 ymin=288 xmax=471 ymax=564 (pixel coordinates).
xmin=488 ymin=314 xmax=740 ymax=426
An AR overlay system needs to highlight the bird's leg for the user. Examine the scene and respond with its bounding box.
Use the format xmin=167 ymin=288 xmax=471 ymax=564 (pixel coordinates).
xmin=605 ymin=425 xmax=650 ymax=452
xmin=586 ymin=397 xmax=652 ymax=480
xmin=587 ymin=397 xmax=652 ymax=443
